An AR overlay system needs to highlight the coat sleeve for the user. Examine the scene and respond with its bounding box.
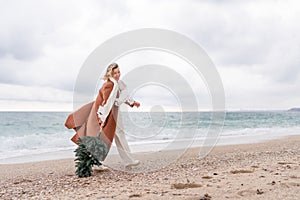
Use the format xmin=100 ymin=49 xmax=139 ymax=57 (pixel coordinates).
xmin=101 ymin=82 xmax=114 ymax=106
xmin=114 ymin=80 xmax=135 ymax=107
xmin=114 ymin=87 xmax=135 ymax=107
xmin=97 ymin=81 xmax=114 ymax=122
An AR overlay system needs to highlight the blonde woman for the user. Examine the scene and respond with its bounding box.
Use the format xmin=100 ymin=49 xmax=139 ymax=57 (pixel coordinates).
xmin=65 ymin=63 xmax=140 ymax=169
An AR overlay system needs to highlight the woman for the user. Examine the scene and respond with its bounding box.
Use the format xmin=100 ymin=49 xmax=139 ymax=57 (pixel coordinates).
xmin=65 ymin=63 xmax=140 ymax=168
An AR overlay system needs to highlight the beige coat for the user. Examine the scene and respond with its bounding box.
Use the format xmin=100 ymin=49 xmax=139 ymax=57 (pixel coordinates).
xmin=64 ymin=80 xmax=117 ymax=149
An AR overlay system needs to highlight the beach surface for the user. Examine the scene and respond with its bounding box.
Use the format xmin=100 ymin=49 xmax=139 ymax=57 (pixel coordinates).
xmin=1 ymin=136 xmax=299 ymax=199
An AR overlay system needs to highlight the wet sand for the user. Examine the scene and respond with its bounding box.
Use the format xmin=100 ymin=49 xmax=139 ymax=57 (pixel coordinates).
xmin=0 ymin=135 xmax=299 ymax=199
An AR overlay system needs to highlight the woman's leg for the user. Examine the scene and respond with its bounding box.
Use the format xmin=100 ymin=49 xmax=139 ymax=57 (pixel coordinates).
xmin=115 ymin=115 xmax=139 ymax=166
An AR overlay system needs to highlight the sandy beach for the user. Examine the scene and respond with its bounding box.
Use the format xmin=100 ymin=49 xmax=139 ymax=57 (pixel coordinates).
xmin=1 ymin=135 xmax=299 ymax=200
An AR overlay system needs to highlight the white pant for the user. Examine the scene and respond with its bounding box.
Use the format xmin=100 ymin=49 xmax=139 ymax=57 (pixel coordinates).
xmin=115 ymin=114 xmax=136 ymax=164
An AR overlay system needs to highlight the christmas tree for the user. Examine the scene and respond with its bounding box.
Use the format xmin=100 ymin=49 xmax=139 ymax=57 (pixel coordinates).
xmin=74 ymin=135 xmax=108 ymax=177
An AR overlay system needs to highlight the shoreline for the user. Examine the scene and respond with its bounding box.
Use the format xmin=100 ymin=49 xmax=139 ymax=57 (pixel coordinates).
xmin=1 ymin=132 xmax=299 ymax=165
xmin=1 ymin=135 xmax=299 ymax=199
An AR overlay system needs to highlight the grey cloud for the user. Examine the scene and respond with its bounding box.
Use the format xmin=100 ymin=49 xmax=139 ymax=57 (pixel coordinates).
xmin=1 ymin=0 xmax=299 ymax=110
xmin=0 ymin=34 xmax=42 ymax=60
xmin=165 ymin=0 xmax=300 ymax=68
xmin=0 ymin=0 xmax=87 ymax=91
xmin=0 ymin=58 xmax=76 ymax=92
xmin=272 ymin=60 xmax=300 ymax=83
xmin=173 ymin=1 xmax=300 ymax=85
xmin=0 ymin=5 xmax=43 ymax=60
xmin=257 ymin=38 xmax=300 ymax=83
xmin=0 ymin=0 xmax=84 ymax=61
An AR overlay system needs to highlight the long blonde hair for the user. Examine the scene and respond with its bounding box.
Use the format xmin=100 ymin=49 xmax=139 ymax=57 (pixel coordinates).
xmin=103 ymin=63 xmax=119 ymax=80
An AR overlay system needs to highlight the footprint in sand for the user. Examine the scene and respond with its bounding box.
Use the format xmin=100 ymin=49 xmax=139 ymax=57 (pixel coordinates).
xmin=277 ymin=162 xmax=296 ymax=165
xmin=230 ymin=169 xmax=254 ymax=174
xmin=281 ymin=182 xmax=300 ymax=188
xmin=171 ymin=183 xmax=202 ymax=189
xmin=237 ymin=189 xmax=264 ymax=196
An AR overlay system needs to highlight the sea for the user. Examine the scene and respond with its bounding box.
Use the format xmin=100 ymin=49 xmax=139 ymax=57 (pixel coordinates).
xmin=0 ymin=111 xmax=299 ymax=164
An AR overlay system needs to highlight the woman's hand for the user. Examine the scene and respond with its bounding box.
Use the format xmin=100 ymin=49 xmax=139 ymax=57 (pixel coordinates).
xmin=98 ymin=118 xmax=105 ymax=128
xmin=134 ymin=101 xmax=140 ymax=108
xmin=101 ymin=100 xmax=106 ymax=106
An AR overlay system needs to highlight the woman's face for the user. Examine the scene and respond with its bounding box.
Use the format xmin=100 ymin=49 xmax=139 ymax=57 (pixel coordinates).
xmin=112 ymin=67 xmax=121 ymax=81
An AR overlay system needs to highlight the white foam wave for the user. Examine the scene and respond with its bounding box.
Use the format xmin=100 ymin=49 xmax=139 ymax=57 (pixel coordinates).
xmin=0 ymin=131 xmax=75 ymax=160
xmin=220 ymin=126 xmax=300 ymax=137
xmin=1 ymin=126 xmax=299 ymax=161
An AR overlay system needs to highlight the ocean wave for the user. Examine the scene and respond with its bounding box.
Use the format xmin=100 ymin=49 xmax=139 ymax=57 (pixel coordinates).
xmin=0 ymin=131 xmax=75 ymax=160
xmin=1 ymin=125 xmax=299 ymax=161
xmin=220 ymin=126 xmax=300 ymax=137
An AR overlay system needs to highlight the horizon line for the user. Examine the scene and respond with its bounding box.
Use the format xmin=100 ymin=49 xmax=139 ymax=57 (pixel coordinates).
xmin=0 ymin=109 xmax=296 ymax=112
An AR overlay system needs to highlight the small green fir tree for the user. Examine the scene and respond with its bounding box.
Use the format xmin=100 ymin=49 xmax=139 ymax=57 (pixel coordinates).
xmin=74 ymin=135 xmax=108 ymax=178
xmin=74 ymin=138 xmax=101 ymax=177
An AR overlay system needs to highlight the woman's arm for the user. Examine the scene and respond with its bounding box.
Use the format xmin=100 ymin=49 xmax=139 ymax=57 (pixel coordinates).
xmin=115 ymin=80 xmax=140 ymax=108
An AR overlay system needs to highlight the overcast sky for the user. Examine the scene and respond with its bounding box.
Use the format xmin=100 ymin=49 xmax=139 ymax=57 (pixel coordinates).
xmin=1 ymin=0 xmax=300 ymax=111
